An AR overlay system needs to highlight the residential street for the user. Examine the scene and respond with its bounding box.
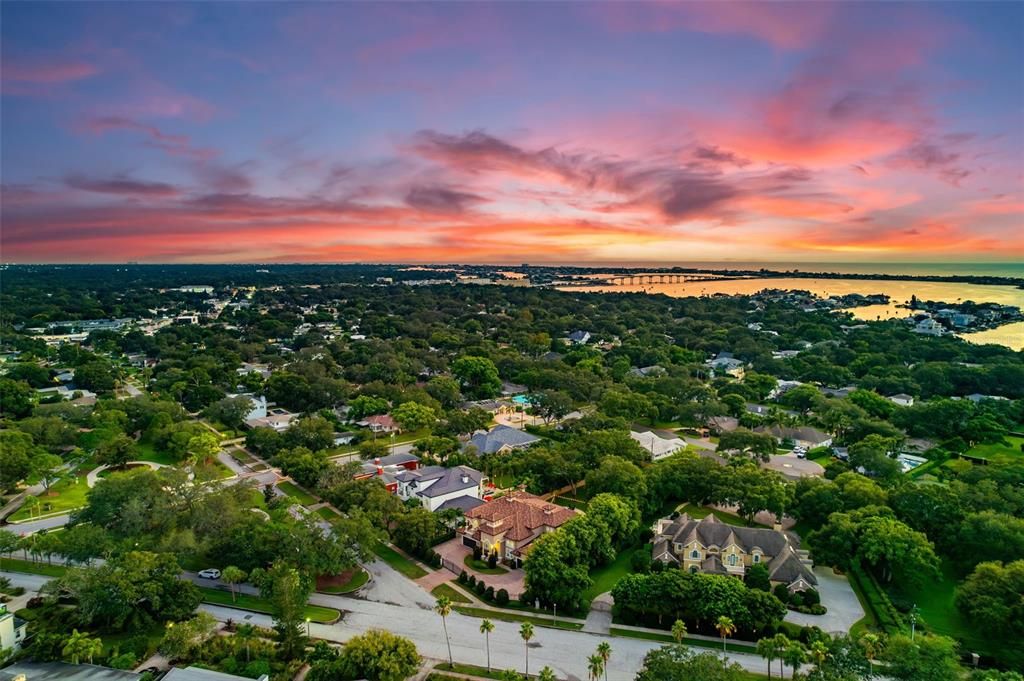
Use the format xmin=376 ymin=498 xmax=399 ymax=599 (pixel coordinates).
xmin=2 ymin=568 xmax=793 ymax=680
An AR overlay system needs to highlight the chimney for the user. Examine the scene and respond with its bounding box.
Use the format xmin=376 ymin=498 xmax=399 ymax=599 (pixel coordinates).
xmin=377 ymin=466 xmax=384 ymax=476
xmin=461 ymin=474 xmax=469 ymax=484
xmin=374 ymin=457 xmax=381 ymax=466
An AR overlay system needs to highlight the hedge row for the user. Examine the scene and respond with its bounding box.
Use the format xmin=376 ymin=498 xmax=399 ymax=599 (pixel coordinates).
xmin=457 ymin=570 xmax=510 ymax=607
xmin=849 ymin=563 xmax=902 ymax=634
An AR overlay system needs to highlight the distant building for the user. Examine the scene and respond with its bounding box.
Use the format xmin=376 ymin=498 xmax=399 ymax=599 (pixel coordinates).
xmin=754 ymin=425 xmax=833 ymax=449
xmin=911 ymin=318 xmax=945 ymax=336
xmin=706 ymin=351 xmax=745 ymax=378
xmin=630 ymin=429 xmax=686 ymax=461
xmin=886 ymin=393 xmax=914 ymax=407
xmin=245 ymin=408 xmax=298 ymax=432
xmin=227 ymin=393 xmax=268 ymax=421
xmin=355 ymin=453 xmax=421 ymax=493
xmin=566 ymin=330 xmax=591 ymax=345
xmin=357 ymin=414 xmax=400 ymax=434
xmin=467 ymin=424 xmax=541 ymax=455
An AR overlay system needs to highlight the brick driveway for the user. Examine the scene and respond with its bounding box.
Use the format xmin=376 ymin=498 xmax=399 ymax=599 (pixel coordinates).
xmin=434 ymin=538 xmax=526 ymax=598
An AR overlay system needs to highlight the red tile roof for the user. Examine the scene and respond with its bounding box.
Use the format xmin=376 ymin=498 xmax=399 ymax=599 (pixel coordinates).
xmin=466 ymin=491 xmax=577 ymax=542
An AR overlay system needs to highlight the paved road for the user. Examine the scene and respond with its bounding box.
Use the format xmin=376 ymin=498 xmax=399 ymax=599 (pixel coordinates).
xmin=4 ymin=569 xmax=794 ymax=680
xmin=3 ymin=513 xmax=73 ymax=535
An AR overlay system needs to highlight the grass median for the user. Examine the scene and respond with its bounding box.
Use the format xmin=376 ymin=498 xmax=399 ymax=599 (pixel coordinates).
xmin=608 ymin=626 xmax=757 ymax=654
xmin=198 ymin=586 xmax=340 ymax=623
xmin=0 ymin=557 xmax=68 ymax=578
xmin=454 ymin=605 xmax=583 ymax=630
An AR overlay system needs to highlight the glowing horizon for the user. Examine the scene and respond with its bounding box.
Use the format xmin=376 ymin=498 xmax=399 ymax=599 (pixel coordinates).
xmin=2 ymin=2 xmax=1022 ymax=264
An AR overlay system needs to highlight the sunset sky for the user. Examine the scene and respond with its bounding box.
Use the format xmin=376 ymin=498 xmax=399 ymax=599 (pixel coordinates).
xmin=2 ymin=1 xmax=1022 ymax=264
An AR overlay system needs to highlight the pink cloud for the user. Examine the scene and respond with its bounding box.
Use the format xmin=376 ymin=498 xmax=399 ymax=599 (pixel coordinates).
xmin=3 ymin=60 xmax=98 ymax=83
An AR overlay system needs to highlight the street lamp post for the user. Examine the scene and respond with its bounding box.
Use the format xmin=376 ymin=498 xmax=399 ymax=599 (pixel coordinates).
xmin=910 ymin=605 xmax=917 ymax=641
xmin=305 ymin=617 xmax=311 ymax=637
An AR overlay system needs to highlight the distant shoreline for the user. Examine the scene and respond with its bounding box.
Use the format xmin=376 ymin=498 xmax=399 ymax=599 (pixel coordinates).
xmin=539 ymin=266 xmax=1024 ymax=289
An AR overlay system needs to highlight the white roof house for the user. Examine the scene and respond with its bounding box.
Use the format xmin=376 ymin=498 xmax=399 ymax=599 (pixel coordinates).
xmin=630 ymin=430 xmax=686 ymax=461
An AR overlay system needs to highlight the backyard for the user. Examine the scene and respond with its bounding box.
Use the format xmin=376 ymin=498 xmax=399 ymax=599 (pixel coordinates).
xmin=900 ymin=560 xmax=992 ymax=659
xmin=676 ymin=503 xmax=769 ymax=528
xmin=964 ymin=435 xmax=1024 ymax=464
xmin=277 ymin=481 xmax=318 ymax=505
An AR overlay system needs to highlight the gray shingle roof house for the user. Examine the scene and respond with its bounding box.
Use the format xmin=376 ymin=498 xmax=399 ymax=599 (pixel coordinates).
xmin=652 ymin=513 xmax=816 ymax=592
xmin=466 ymin=425 xmax=541 ymax=455
xmin=395 ymin=465 xmax=487 ymax=512
xmin=567 ymin=330 xmax=591 ymax=344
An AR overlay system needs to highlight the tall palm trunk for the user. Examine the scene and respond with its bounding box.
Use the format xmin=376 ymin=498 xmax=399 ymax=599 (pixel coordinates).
xmin=441 ymin=617 xmax=453 ymax=668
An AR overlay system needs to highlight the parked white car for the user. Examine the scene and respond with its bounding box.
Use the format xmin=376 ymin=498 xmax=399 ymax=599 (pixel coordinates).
xmin=198 ymin=568 xmax=221 ymax=579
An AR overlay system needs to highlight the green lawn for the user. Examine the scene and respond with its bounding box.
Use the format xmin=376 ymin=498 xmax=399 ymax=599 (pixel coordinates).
xmin=134 ymin=439 xmax=179 ymax=466
xmin=431 ymin=583 xmax=472 ymax=604
xmin=8 ymin=475 xmax=91 ymax=522
xmin=464 ymin=554 xmax=508 ymax=574
xmin=277 ymin=481 xmax=318 ymax=505
xmin=552 ymin=495 xmax=588 ymax=510
xmin=608 ymin=627 xmax=758 ymax=654
xmin=100 ymin=622 xmax=165 ymax=658
xmin=453 ymin=605 xmax=583 ymax=630
xmin=197 ymin=587 xmax=340 ymax=623
xmin=316 ymin=506 xmax=341 ymax=520
xmin=903 ymin=560 xmax=991 ymax=657
xmin=582 ymin=544 xmax=647 ymax=606
xmin=0 ymin=557 xmax=68 ymax=578
xmin=676 ymin=503 xmax=768 ymax=528
xmin=372 ymin=541 xmax=428 ymax=579
xmin=318 ymin=567 xmax=370 ymax=594
xmin=965 ymin=435 xmax=1024 ymax=464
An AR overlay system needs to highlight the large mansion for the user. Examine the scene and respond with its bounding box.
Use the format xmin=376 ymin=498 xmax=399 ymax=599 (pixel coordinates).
xmin=652 ymin=513 xmax=817 ymax=592
xmin=459 ymin=491 xmax=577 ymax=567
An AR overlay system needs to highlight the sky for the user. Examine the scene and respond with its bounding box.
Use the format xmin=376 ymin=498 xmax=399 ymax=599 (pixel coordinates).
xmin=2 ymin=1 xmax=1023 ymax=265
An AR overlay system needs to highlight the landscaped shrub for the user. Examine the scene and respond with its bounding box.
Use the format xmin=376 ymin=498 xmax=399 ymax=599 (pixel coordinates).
xmin=458 ymin=571 xmax=468 ymax=584
xmin=802 ymin=588 xmax=820 ymax=606
xmin=473 ymin=545 xmax=483 ymax=561
xmin=475 ymin=580 xmax=487 ymax=596
xmin=789 ymin=590 xmax=805 ymax=607
xmin=468 ymin=574 xmax=477 ymax=587
xmin=496 ymin=589 xmax=509 ymax=606
xmin=630 ymin=550 xmax=652 ymax=574
xmin=773 ymin=583 xmax=791 ymax=604
xmin=487 ymin=551 xmax=497 ymax=569
xmin=484 ymin=586 xmax=495 ymax=601
xmin=519 ymin=589 xmax=533 ymax=607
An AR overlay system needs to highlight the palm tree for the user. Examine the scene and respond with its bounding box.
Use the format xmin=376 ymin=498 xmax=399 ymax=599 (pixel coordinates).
xmin=757 ymin=636 xmax=782 ymax=679
xmin=808 ymin=640 xmax=829 ymax=668
xmin=520 ymin=621 xmax=535 ymax=677
xmin=783 ymin=641 xmax=807 ymax=680
xmin=587 ymin=653 xmax=604 ymax=681
xmin=435 ymin=596 xmax=454 ymax=669
xmin=771 ymin=633 xmax=790 ymax=678
xmin=480 ymin=619 xmax=495 ymax=672
xmin=236 ymin=623 xmax=255 ymax=662
xmin=859 ymin=633 xmax=882 ymax=665
xmin=62 ymin=629 xmax=102 ymax=664
xmin=715 ymin=616 xmax=736 ymax=654
xmin=538 ymin=668 xmax=557 ymax=681
xmin=222 ymin=565 xmax=246 ymax=602
xmin=596 ymin=641 xmax=611 ymax=681
xmin=671 ymin=619 xmax=687 ymax=645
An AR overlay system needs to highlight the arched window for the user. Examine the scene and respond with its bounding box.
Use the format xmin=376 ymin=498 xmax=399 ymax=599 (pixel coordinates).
xmin=753 ymin=554 xmax=761 ymax=563
xmin=689 ymin=566 xmax=698 ymax=574
xmin=728 ymin=554 xmax=738 ymax=566
xmin=690 ymin=549 xmax=700 ymax=559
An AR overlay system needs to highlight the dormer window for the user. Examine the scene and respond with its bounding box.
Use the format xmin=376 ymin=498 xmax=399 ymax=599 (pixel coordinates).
xmin=753 ymin=554 xmax=761 ymax=563
xmin=690 ymin=549 xmax=700 ymax=560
